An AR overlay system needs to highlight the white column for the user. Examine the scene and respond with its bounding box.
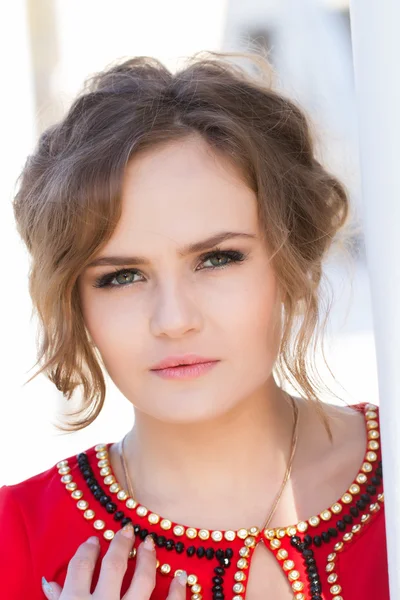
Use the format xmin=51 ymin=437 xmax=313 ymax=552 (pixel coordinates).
xmin=349 ymin=1 xmax=400 ymax=597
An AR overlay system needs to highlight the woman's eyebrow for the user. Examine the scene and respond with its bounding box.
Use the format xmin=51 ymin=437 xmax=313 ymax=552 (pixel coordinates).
xmin=86 ymin=231 xmax=256 ymax=268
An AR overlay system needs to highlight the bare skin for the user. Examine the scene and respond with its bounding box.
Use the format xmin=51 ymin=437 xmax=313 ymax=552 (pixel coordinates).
xmin=72 ymin=133 xmax=367 ymax=598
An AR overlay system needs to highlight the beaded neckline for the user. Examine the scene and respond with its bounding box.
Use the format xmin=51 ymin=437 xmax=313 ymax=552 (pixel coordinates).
xmin=90 ymin=402 xmax=382 ymax=542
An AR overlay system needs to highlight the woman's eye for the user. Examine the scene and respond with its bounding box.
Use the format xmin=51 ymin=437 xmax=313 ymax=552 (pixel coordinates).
xmin=92 ymin=249 xmax=247 ymax=289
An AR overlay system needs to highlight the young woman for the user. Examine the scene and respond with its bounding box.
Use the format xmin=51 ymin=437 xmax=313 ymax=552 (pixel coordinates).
xmin=0 ymin=51 xmax=388 ymax=600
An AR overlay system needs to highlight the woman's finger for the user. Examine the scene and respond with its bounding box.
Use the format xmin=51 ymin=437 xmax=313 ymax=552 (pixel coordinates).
xmin=62 ymin=535 xmax=102 ymax=597
xmin=93 ymin=523 xmax=136 ymax=597
xmin=165 ymin=571 xmax=188 ymax=600
xmin=123 ymin=535 xmax=157 ymax=599
xmin=41 ymin=577 xmax=63 ymax=599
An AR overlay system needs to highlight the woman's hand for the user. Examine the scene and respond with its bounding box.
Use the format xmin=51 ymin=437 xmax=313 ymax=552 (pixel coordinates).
xmin=41 ymin=523 xmax=187 ymax=599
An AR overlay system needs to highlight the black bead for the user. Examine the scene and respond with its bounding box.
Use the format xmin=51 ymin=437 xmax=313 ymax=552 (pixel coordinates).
xmin=310 ymin=581 xmax=322 ymax=593
xmin=321 ymin=531 xmax=331 ymax=543
xmin=94 ymin=489 xmax=103 ymax=500
xmin=290 ymin=536 xmax=301 ymax=547
xmin=134 ymin=525 xmax=141 ymax=534
xmin=99 ymin=495 xmax=111 ymax=506
xmin=165 ymin=539 xmax=175 ymax=551
xmin=298 ymin=542 xmax=307 ymax=551
xmin=149 ymin=532 xmax=158 ymax=543
xmin=225 ymin=548 xmax=234 ymax=559
xmin=196 ymin=547 xmax=205 ymax=558
xmin=336 ymin=520 xmax=346 ymax=532
xmin=105 ymin=502 xmax=117 ymax=513
xmin=305 ymin=557 xmax=316 ymax=566
xmin=328 ymin=527 xmax=338 ymax=537
xmin=222 ymin=558 xmax=230 ymax=567
xmin=175 ymin=542 xmax=184 ymax=553
xmin=86 ymin=477 xmax=96 ymax=487
xmin=213 ymin=592 xmax=224 ymax=600
xmin=89 ymin=483 xmax=101 ymax=492
xmin=82 ymin=468 xmax=93 ymax=479
xmin=376 ymin=466 xmax=383 ymax=477
xmin=212 ymin=576 xmax=223 ymax=585
xmin=304 ymin=535 xmax=313 ymax=547
xmin=206 ymin=548 xmax=215 ymax=559
xmin=302 ymin=549 xmax=314 ymax=558
xmin=216 ymin=549 xmax=224 ymax=560
xmin=367 ymin=485 xmax=377 ymax=496
xmin=313 ymin=536 xmax=322 ymax=547
xmin=350 ymin=506 xmax=359 ymax=518
xmin=356 ymin=499 xmax=367 ymax=510
xmin=156 ymin=536 xmax=166 ymax=547
xmin=361 ymin=493 xmax=371 ymax=504
xmin=121 ymin=517 xmax=132 ymax=527
xmin=307 ymin=572 xmax=319 ymax=582
xmin=214 ymin=566 xmax=225 ymax=576
xmin=371 ymin=476 xmax=381 ymax=486
xmin=212 ymin=585 xmax=223 ymax=593
xmin=139 ymin=529 xmax=149 ymax=540
xmin=311 ymin=596 xmax=322 ymax=600
xmin=113 ymin=511 xmax=125 ymax=521
xmin=343 ymin=515 xmax=353 ymax=525
xmin=77 ymin=453 xmax=88 ymax=462
xmin=186 ymin=546 xmax=196 ymax=557
xmin=306 ymin=565 xmax=317 ymax=575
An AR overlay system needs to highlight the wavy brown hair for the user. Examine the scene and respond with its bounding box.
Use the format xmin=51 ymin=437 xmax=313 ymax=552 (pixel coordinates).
xmin=13 ymin=50 xmax=353 ymax=436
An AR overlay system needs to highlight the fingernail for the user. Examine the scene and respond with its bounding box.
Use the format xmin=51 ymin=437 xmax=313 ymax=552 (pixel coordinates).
xmin=177 ymin=570 xmax=188 ymax=586
xmin=121 ymin=523 xmax=134 ymax=539
xmin=87 ymin=536 xmax=99 ymax=545
xmin=143 ymin=534 xmax=155 ymax=551
xmin=42 ymin=576 xmax=54 ymax=597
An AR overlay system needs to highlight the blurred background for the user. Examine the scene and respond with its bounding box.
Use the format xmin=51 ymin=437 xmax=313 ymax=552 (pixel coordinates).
xmin=0 ymin=0 xmax=378 ymax=486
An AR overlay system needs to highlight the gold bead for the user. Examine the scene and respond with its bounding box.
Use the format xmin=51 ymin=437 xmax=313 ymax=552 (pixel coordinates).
xmin=362 ymin=462 xmax=373 ymax=473
xmin=126 ymin=498 xmax=137 ymax=509
xmin=187 ymin=574 xmax=198 ymax=585
xmin=173 ymin=525 xmax=185 ymax=536
xmin=148 ymin=513 xmax=160 ymax=525
xmin=326 ymin=562 xmax=335 ymax=572
xmin=288 ymin=570 xmax=300 ymax=582
xmin=109 ymin=483 xmax=121 ymax=493
xmin=244 ymin=536 xmax=256 ymax=547
xmin=65 ymin=482 xmax=77 ymax=491
xmin=96 ymin=450 xmax=108 ymax=459
xmin=239 ymin=547 xmax=250 ymax=557
xmin=365 ymin=411 xmax=378 ymax=420
xmin=368 ymin=440 xmax=379 ymax=450
xmin=328 ymin=573 xmax=338 ymax=583
xmin=249 ymin=527 xmax=259 ymax=536
xmin=308 ymin=516 xmax=320 ymax=527
xmin=211 ymin=530 xmax=222 ymax=542
xmin=225 ymin=530 xmax=236 ymax=541
xmin=104 ymin=475 xmax=115 ymax=485
xmin=160 ymin=519 xmax=172 ymax=530
xmin=77 ymin=500 xmax=89 ymax=510
xmin=341 ymin=493 xmax=352 ymax=504
xmin=264 ymin=529 xmax=275 ymax=540
xmin=191 ymin=594 xmax=202 ymax=600
xmin=343 ymin=532 xmax=353 ymax=542
xmin=270 ymin=539 xmax=281 ymax=549
xmin=234 ymin=571 xmax=246 ymax=582
xmin=136 ymin=506 xmax=148 ymax=517
xmin=238 ymin=528 xmax=248 ymax=539
xmin=366 ymin=420 xmax=378 ymax=430
xmin=331 ymin=503 xmax=342 ymax=514
xmin=174 ymin=569 xmax=185 ymax=578
xmin=61 ymin=474 xmax=73 ymax=484
xmin=100 ymin=467 xmax=111 ymax=476
xmin=98 ymin=459 xmax=109 ymax=468
xmin=334 ymin=541 xmax=344 ymax=552
xmin=58 ymin=466 xmax=71 ymax=475
xmin=295 ymin=595 xmax=305 ymax=600
xmin=370 ymin=503 xmax=380 ymax=513
xmin=330 ymin=584 xmax=342 ymax=595
xmin=361 ymin=514 xmax=371 ymax=524
xmin=129 ymin=548 xmax=137 ymax=559
xmin=84 ymin=509 xmax=95 ymax=520
xmin=349 ymin=484 xmax=360 ymax=495
xmin=366 ymin=451 xmax=377 ymax=462
xmin=71 ymin=490 xmax=83 ymax=500
xmin=292 ymin=581 xmax=304 ymax=592
xmin=378 ymin=493 xmax=384 ymax=502
xmin=352 ymin=524 xmax=362 ymax=534
xmin=233 ymin=596 xmax=243 ymax=600
xmin=57 ymin=459 xmax=69 ymax=468
xmin=327 ymin=553 xmax=337 ymax=562
xmin=320 ymin=510 xmax=332 ymax=521
xmin=186 ymin=528 xmax=198 ymax=539
xmin=198 ymin=529 xmax=210 ymax=540
xmin=356 ymin=473 xmax=367 ymax=484
xmin=297 ymin=522 xmax=308 ymax=533
xmin=104 ymin=530 xmax=114 ymax=540
xmin=233 ymin=583 xmax=245 ymax=594
xmin=156 ymin=560 xmax=160 ymax=568
xmin=277 ymin=549 xmax=289 ymax=560
xmin=94 ymin=519 xmax=105 ymax=529
xmin=368 ymin=430 xmax=380 ymax=439
xmin=276 ymin=528 xmax=286 ymax=538
xmin=332 ymin=596 xmax=343 ymax=600
xmin=95 ymin=444 xmax=107 ymax=452
xmin=283 ymin=560 xmax=295 ymax=571
xmin=237 ymin=558 xmax=248 ymax=569
xmin=117 ymin=490 xmax=129 ymax=501
xmin=160 ymin=564 xmax=171 ymax=574
xmin=287 ymin=526 xmax=298 ymax=536
xmin=192 ymin=584 xmax=202 ymax=593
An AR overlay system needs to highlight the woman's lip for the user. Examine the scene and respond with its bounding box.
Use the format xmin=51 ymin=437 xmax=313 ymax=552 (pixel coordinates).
xmin=151 ymin=361 xmax=219 ymax=379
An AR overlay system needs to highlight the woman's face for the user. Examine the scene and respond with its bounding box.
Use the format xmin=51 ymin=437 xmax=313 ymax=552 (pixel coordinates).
xmin=78 ymin=135 xmax=283 ymax=423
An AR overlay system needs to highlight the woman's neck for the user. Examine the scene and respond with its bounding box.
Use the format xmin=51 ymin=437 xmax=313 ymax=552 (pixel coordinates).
xmin=112 ymin=378 xmax=301 ymax=531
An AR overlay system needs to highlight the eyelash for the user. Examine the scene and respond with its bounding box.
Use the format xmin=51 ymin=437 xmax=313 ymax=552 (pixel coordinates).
xmin=92 ymin=248 xmax=248 ymax=289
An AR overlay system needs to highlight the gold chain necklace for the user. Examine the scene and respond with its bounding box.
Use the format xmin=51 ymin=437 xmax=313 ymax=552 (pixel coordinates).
xmin=119 ymin=393 xmax=299 ymax=537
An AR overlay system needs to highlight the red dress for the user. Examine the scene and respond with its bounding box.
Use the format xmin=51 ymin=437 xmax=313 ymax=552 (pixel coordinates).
xmin=0 ymin=402 xmax=389 ymax=599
